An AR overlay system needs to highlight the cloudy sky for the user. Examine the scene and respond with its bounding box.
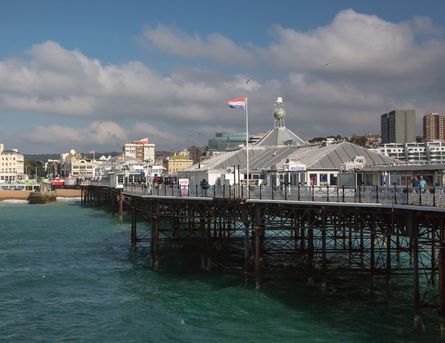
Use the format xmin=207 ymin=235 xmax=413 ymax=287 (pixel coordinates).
xmin=1 ymin=0 xmax=444 ymax=153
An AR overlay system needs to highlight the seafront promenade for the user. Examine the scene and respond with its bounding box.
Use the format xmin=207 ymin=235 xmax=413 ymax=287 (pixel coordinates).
xmin=0 ymin=189 xmax=81 ymax=201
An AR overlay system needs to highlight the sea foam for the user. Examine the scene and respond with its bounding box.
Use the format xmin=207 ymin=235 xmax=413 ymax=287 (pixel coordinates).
xmin=0 ymin=199 xmax=28 ymax=204
xmin=56 ymin=197 xmax=82 ymax=202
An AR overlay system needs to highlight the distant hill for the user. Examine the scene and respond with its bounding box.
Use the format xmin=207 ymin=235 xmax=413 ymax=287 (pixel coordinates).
xmin=24 ymin=153 xmax=60 ymax=161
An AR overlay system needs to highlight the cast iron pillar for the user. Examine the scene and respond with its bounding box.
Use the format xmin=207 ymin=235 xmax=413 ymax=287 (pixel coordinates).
xmin=254 ymin=206 xmax=264 ymax=289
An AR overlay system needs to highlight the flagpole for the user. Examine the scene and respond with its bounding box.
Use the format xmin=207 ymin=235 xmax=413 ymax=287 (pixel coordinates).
xmin=245 ymin=97 xmax=249 ymax=187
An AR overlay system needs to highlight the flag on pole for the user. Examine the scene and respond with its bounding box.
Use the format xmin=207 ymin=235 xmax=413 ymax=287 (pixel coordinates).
xmin=134 ymin=137 xmax=149 ymax=144
xmin=227 ymin=97 xmax=246 ymax=109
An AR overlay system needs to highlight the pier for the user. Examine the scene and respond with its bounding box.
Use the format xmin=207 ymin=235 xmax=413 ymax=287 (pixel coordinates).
xmin=81 ymin=183 xmax=445 ymax=335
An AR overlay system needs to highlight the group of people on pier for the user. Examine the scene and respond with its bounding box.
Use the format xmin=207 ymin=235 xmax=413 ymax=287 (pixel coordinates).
xmin=411 ymin=175 xmax=427 ymax=192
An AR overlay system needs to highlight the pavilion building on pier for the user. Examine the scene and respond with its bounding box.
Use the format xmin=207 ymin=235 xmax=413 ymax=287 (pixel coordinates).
xmin=179 ymin=98 xmax=396 ymax=187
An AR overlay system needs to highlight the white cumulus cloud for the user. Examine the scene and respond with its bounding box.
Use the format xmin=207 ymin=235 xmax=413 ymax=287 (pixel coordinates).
xmin=2 ymin=9 xmax=445 ymax=153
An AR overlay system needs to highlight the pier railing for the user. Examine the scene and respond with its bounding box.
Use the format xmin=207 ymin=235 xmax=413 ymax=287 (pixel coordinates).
xmin=122 ymin=183 xmax=445 ymax=208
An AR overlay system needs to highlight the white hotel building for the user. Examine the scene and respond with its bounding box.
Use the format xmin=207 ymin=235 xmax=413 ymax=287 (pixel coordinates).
xmin=0 ymin=144 xmax=25 ymax=182
xmin=123 ymin=139 xmax=155 ymax=163
xmin=377 ymin=141 xmax=445 ymax=164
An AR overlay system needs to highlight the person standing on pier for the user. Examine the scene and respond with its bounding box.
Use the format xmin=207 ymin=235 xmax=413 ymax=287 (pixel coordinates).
xmin=419 ymin=176 xmax=427 ymax=192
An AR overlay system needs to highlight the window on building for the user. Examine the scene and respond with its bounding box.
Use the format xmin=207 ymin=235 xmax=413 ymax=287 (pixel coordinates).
xmin=330 ymin=174 xmax=337 ymax=186
xmin=320 ymin=173 xmax=328 ymax=185
xmin=309 ymin=173 xmax=317 ymax=186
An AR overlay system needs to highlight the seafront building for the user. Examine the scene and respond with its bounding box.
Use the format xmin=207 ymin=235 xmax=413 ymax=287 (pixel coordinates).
xmin=423 ymin=113 xmax=445 ymax=142
xmin=377 ymin=141 xmax=445 ymax=164
xmin=123 ymin=138 xmax=155 ymax=163
xmin=207 ymin=132 xmax=247 ymax=152
xmin=60 ymin=149 xmax=84 ymax=178
xmin=164 ymin=154 xmax=194 ymax=174
xmin=70 ymin=158 xmax=94 ymax=179
xmin=0 ymin=143 xmax=25 ymax=182
xmin=381 ymin=109 xmax=416 ymax=143
xmin=207 ymin=132 xmax=264 ymax=153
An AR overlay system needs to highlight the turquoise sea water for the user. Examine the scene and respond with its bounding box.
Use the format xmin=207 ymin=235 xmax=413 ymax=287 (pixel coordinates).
xmin=0 ymin=201 xmax=441 ymax=342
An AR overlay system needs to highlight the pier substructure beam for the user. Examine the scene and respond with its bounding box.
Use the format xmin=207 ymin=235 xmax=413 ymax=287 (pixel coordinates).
xmin=200 ymin=217 xmax=211 ymax=271
xmin=130 ymin=199 xmax=137 ymax=249
xmin=439 ymin=219 xmax=445 ymax=336
xmin=243 ymin=209 xmax=251 ymax=287
xmin=118 ymin=190 xmax=124 ymax=223
xmin=307 ymin=209 xmax=314 ymax=285
xmin=254 ymin=206 xmax=264 ymax=289
xmin=321 ymin=209 xmax=327 ymax=290
xmin=386 ymin=213 xmax=393 ymax=282
xmin=151 ymin=202 xmax=160 ymax=271
xmin=411 ymin=215 xmax=424 ymax=330
xmin=370 ymin=214 xmax=376 ymax=273
xmin=111 ymin=190 xmax=116 ymax=216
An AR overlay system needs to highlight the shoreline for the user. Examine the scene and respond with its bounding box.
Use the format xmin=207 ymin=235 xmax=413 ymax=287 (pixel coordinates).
xmin=0 ymin=189 xmax=81 ymax=201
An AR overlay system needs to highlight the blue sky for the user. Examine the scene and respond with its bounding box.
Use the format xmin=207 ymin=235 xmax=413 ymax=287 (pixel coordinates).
xmin=1 ymin=0 xmax=445 ymax=153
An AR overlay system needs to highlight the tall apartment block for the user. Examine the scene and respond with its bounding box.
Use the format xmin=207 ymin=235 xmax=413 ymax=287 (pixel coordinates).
xmin=423 ymin=113 xmax=445 ymax=142
xmin=381 ymin=109 xmax=416 ymax=143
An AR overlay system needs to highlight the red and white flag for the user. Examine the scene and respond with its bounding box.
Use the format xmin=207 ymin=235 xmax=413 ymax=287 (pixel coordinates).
xmin=227 ymin=97 xmax=246 ymax=109
xmin=135 ymin=137 xmax=149 ymax=144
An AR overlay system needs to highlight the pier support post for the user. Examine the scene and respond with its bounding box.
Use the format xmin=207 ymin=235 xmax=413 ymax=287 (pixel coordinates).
xmin=151 ymin=202 xmax=160 ymax=271
xmin=200 ymin=217 xmax=210 ymax=271
xmin=386 ymin=219 xmax=392 ymax=282
xmin=321 ymin=209 xmax=327 ymax=291
xmin=412 ymin=218 xmax=424 ymax=330
xmin=255 ymin=226 xmax=262 ymax=289
xmin=118 ymin=190 xmax=124 ymax=223
xmin=131 ymin=199 xmax=137 ymax=249
xmin=370 ymin=215 xmax=376 ymax=274
xmin=254 ymin=206 xmax=264 ymax=289
xmin=307 ymin=209 xmax=314 ymax=285
xmin=243 ymin=215 xmax=251 ymax=287
xmin=111 ymin=190 xmax=116 ymax=216
xmin=439 ymin=219 xmax=445 ymax=336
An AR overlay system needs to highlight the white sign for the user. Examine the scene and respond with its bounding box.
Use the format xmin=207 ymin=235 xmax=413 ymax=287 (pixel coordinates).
xmin=179 ymin=178 xmax=189 ymax=196
xmin=288 ymin=162 xmax=306 ymax=172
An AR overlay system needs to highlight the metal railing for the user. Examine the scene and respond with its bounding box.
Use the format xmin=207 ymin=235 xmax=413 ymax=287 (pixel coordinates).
xmin=122 ymin=183 xmax=445 ymax=208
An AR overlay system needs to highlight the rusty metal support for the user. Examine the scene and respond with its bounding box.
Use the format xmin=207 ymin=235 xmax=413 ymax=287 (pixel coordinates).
xmin=111 ymin=190 xmax=116 ymax=216
xmin=254 ymin=226 xmax=262 ymax=289
xmin=244 ymin=220 xmax=250 ymax=287
xmin=151 ymin=202 xmax=160 ymax=271
xmin=386 ymin=214 xmax=392 ymax=280
xmin=439 ymin=220 xmax=445 ymax=336
xmin=118 ymin=190 xmax=124 ymax=222
xmin=300 ymin=217 xmax=306 ymax=252
xmin=432 ymin=226 xmax=437 ymax=287
xmin=413 ymin=220 xmax=424 ymax=330
xmin=307 ymin=210 xmax=314 ymax=283
xmin=321 ymin=209 xmax=327 ymax=271
xmin=254 ymin=206 xmax=264 ymax=289
xmin=131 ymin=200 xmax=137 ymax=249
xmin=200 ymin=217 xmax=207 ymax=270
xmin=370 ymin=215 xmax=376 ymax=273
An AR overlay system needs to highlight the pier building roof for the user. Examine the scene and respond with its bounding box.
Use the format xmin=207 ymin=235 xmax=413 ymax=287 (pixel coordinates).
xmin=255 ymin=126 xmax=306 ymax=147
xmin=183 ymin=140 xmax=396 ymax=173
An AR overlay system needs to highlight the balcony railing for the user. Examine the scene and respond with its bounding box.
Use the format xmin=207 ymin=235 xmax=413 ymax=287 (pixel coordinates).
xmin=123 ymin=183 xmax=445 ymax=208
